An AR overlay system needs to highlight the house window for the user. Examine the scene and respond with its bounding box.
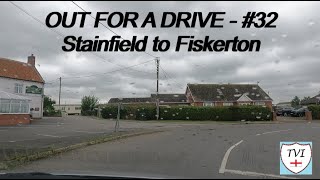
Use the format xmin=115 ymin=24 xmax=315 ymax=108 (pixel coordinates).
xmin=0 ymin=99 xmax=29 ymax=114
xmin=254 ymin=102 xmax=265 ymax=106
xmin=68 ymin=107 xmax=70 ymax=110
xmin=14 ymin=83 xmax=23 ymax=94
xmin=204 ymin=102 xmax=213 ymax=106
xmin=239 ymin=102 xmax=251 ymax=106
xmin=223 ymin=102 xmax=233 ymax=106
xmin=61 ymin=107 xmax=65 ymax=110
xmin=75 ymin=107 xmax=81 ymax=110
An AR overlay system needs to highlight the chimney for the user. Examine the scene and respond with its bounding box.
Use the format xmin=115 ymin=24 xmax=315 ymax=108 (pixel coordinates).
xmin=27 ymin=54 xmax=35 ymax=66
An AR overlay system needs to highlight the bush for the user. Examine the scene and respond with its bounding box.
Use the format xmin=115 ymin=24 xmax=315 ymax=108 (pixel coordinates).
xmin=44 ymin=109 xmax=62 ymax=117
xmin=100 ymin=104 xmax=272 ymax=121
xmin=159 ymin=106 xmax=271 ymax=121
xmin=101 ymin=104 xmax=157 ymax=120
xmin=308 ymin=105 xmax=320 ymax=120
xmin=81 ymin=95 xmax=99 ymax=116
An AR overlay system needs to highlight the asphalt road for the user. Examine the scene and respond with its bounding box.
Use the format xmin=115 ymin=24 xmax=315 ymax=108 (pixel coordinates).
xmin=0 ymin=116 xmax=181 ymax=161
xmin=3 ymin=118 xmax=319 ymax=179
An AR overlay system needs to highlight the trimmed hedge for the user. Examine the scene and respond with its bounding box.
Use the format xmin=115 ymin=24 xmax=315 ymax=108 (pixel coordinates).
xmin=101 ymin=104 xmax=272 ymax=121
xmin=308 ymin=105 xmax=320 ymax=120
xmin=160 ymin=106 xmax=271 ymax=121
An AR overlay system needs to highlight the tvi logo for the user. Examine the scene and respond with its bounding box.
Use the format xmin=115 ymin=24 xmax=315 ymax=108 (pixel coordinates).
xmin=280 ymin=142 xmax=312 ymax=175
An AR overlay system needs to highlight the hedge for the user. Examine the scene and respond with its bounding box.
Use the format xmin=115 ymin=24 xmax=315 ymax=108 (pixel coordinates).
xmin=43 ymin=110 xmax=62 ymax=117
xmin=159 ymin=106 xmax=271 ymax=121
xmin=100 ymin=104 xmax=272 ymax=121
xmin=308 ymin=105 xmax=320 ymax=120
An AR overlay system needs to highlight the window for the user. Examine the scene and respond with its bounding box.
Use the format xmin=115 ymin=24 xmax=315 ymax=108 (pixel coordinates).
xmin=0 ymin=99 xmax=10 ymax=113
xmin=61 ymin=107 xmax=65 ymax=110
xmin=0 ymin=99 xmax=29 ymax=113
xmin=204 ymin=102 xmax=214 ymax=106
xmin=10 ymin=100 xmax=21 ymax=113
xmin=254 ymin=102 xmax=265 ymax=106
xmin=14 ymin=83 xmax=23 ymax=94
xmin=68 ymin=107 xmax=70 ymax=110
xmin=239 ymin=102 xmax=251 ymax=106
xmin=223 ymin=102 xmax=233 ymax=106
xmin=75 ymin=107 xmax=81 ymax=110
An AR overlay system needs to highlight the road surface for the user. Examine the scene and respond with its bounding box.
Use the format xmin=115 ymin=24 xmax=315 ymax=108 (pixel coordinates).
xmin=3 ymin=118 xmax=319 ymax=179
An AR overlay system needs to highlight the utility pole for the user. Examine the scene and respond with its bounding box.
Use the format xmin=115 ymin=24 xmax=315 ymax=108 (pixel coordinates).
xmin=156 ymin=57 xmax=160 ymax=120
xmin=59 ymin=77 xmax=61 ymax=110
xmin=115 ymin=98 xmax=122 ymax=132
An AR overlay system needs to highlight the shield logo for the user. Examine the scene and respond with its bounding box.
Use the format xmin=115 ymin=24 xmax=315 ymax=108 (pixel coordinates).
xmin=280 ymin=142 xmax=312 ymax=174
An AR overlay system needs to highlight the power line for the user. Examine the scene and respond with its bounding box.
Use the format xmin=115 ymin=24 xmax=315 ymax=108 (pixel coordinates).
xmin=8 ymin=1 xmax=154 ymax=75
xmin=159 ymin=65 xmax=184 ymax=89
xmin=71 ymin=1 xmax=157 ymax=59
xmin=44 ymin=78 xmax=60 ymax=84
xmin=8 ymin=1 xmax=64 ymax=37
xmin=62 ymin=59 xmax=154 ymax=79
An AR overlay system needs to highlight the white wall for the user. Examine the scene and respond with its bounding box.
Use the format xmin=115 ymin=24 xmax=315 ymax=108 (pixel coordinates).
xmin=0 ymin=77 xmax=44 ymax=118
xmin=53 ymin=104 xmax=81 ymax=115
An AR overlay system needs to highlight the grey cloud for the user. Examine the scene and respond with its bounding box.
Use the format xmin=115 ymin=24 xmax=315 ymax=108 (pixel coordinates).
xmin=1 ymin=1 xmax=320 ymax=104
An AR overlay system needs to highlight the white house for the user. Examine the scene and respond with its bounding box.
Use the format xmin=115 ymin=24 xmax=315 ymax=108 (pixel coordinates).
xmin=0 ymin=54 xmax=45 ymax=119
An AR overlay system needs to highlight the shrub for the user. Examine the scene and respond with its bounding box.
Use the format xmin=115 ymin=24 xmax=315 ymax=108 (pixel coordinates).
xmin=43 ymin=109 xmax=62 ymax=117
xmin=81 ymin=95 xmax=99 ymax=116
xmin=308 ymin=105 xmax=320 ymax=120
xmin=100 ymin=104 xmax=272 ymax=121
xmin=101 ymin=104 xmax=157 ymax=120
xmin=159 ymin=106 xmax=271 ymax=121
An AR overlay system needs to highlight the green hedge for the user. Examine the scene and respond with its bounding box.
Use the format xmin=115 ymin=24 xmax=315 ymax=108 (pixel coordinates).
xmin=159 ymin=106 xmax=271 ymax=121
xmin=43 ymin=110 xmax=62 ymax=117
xmin=308 ymin=105 xmax=320 ymax=120
xmin=101 ymin=105 xmax=272 ymax=121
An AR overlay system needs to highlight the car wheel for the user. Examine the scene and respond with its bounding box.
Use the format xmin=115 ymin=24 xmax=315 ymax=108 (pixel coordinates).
xmin=299 ymin=113 xmax=303 ymax=117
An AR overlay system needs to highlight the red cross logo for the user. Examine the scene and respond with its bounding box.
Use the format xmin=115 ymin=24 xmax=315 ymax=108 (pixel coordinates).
xmin=290 ymin=159 xmax=302 ymax=167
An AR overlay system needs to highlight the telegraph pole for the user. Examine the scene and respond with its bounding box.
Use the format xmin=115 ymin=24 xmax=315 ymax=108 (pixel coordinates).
xmin=156 ymin=57 xmax=160 ymax=120
xmin=59 ymin=77 xmax=61 ymax=110
xmin=115 ymin=99 xmax=122 ymax=132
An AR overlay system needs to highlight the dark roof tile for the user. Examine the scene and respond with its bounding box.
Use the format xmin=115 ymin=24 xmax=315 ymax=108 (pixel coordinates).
xmin=187 ymin=83 xmax=272 ymax=102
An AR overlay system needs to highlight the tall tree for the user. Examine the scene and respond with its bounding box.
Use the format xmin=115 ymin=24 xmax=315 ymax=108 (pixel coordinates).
xmin=291 ymin=96 xmax=300 ymax=107
xmin=81 ymin=95 xmax=99 ymax=116
xmin=44 ymin=95 xmax=56 ymax=112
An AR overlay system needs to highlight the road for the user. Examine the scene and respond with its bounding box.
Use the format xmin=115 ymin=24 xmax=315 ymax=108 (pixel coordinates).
xmin=0 ymin=116 xmax=181 ymax=162
xmin=3 ymin=117 xmax=319 ymax=179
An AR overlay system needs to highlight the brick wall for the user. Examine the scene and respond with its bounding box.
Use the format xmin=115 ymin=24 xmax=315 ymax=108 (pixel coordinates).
xmin=0 ymin=114 xmax=30 ymax=126
xmin=193 ymin=102 xmax=204 ymax=106
xmin=265 ymin=101 xmax=273 ymax=110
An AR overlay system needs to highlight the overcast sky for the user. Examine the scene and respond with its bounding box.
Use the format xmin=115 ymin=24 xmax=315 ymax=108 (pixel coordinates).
xmin=1 ymin=1 xmax=320 ymax=104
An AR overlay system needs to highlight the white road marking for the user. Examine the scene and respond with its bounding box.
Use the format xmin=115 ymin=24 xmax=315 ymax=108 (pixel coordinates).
xmin=224 ymin=169 xmax=299 ymax=179
xmin=219 ymin=140 xmax=243 ymax=173
xmin=73 ymin=130 xmax=106 ymax=134
xmin=36 ymin=134 xmax=61 ymax=138
xmin=256 ymin=129 xmax=292 ymax=136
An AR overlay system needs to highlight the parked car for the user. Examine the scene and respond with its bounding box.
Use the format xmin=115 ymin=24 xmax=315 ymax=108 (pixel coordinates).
xmin=276 ymin=107 xmax=294 ymax=116
xmin=290 ymin=107 xmax=308 ymax=117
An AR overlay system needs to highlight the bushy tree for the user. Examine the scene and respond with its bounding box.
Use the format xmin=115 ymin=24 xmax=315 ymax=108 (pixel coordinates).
xmin=44 ymin=95 xmax=56 ymax=112
xmin=291 ymin=96 xmax=300 ymax=107
xmin=81 ymin=95 xmax=99 ymax=116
